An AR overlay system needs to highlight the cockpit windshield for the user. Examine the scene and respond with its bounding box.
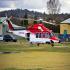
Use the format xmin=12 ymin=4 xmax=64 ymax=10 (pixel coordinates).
xmin=50 ymin=32 xmax=55 ymax=37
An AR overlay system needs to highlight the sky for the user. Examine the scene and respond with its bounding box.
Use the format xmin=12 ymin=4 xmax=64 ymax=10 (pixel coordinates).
xmin=0 ymin=0 xmax=70 ymax=14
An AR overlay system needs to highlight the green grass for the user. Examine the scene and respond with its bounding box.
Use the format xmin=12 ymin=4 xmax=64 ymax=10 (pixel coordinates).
xmin=0 ymin=39 xmax=70 ymax=70
xmin=1 ymin=51 xmax=70 ymax=70
xmin=0 ymin=39 xmax=70 ymax=52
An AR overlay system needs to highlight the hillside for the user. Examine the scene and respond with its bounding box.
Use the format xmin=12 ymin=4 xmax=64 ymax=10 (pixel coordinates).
xmin=0 ymin=9 xmax=70 ymax=23
xmin=0 ymin=9 xmax=44 ymax=18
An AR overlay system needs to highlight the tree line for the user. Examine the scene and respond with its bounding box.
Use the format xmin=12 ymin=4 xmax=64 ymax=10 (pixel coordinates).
xmin=0 ymin=9 xmax=70 ymax=23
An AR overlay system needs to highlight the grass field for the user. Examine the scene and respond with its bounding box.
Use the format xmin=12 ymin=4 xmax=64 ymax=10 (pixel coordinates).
xmin=0 ymin=52 xmax=70 ymax=70
xmin=0 ymin=39 xmax=70 ymax=52
xmin=0 ymin=39 xmax=70 ymax=70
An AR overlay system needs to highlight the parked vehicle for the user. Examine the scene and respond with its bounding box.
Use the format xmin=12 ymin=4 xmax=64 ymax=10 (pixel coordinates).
xmin=3 ymin=34 xmax=17 ymax=42
xmin=0 ymin=35 xmax=3 ymax=41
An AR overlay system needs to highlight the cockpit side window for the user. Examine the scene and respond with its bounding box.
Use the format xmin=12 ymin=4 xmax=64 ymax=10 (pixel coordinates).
xmin=50 ymin=32 xmax=55 ymax=37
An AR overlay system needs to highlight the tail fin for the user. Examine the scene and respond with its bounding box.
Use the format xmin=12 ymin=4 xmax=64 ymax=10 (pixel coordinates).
xmin=6 ymin=20 xmax=14 ymax=31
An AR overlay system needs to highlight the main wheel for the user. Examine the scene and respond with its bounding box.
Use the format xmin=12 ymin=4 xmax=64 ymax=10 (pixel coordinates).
xmin=50 ymin=40 xmax=54 ymax=47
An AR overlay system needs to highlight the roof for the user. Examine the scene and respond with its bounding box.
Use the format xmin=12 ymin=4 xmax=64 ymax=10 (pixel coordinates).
xmin=28 ymin=23 xmax=51 ymax=33
xmin=0 ymin=17 xmax=7 ymax=22
xmin=61 ymin=18 xmax=70 ymax=24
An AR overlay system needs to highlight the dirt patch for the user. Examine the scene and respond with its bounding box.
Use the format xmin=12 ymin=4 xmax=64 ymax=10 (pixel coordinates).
xmin=0 ymin=52 xmax=19 ymax=54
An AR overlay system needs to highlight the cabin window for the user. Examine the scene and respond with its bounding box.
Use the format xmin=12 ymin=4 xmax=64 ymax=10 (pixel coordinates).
xmin=36 ymin=33 xmax=50 ymax=38
xmin=39 ymin=33 xmax=41 ymax=38
xmin=27 ymin=33 xmax=30 ymax=38
xmin=36 ymin=33 xmax=41 ymax=38
xmin=42 ymin=33 xmax=46 ymax=38
xmin=36 ymin=33 xmax=39 ymax=38
xmin=26 ymin=33 xmax=30 ymax=41
xmin=45 ymin=33 xmax=50 ymax=38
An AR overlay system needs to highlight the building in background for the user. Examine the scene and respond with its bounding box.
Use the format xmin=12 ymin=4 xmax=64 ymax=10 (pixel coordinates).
xmin=0 ymin=17 xmax=8 ymax=35
xmin=60 ymin=18 xmax=70 ymax=34
xmin=0 ymin=20 xmax=3 ymax=35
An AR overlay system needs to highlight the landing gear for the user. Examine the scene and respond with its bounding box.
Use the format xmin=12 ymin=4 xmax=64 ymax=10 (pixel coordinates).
xmin=50 ymin=40 xmax=54 ymax=47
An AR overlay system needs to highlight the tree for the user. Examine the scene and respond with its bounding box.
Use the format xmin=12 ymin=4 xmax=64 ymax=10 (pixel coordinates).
xmin=23 ymin=12 xmax=28 ymax=27
xmin=47 ymin=0 xmax=61 ymax=14
xmin=21 ymin=20 xmax=24 ymax=26
xmin=24 ymin=12 xmax=28 ymax=19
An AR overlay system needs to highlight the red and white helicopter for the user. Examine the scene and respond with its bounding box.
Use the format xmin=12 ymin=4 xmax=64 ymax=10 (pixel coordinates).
xmin=2 ymin=17 xmax=60 ymax=44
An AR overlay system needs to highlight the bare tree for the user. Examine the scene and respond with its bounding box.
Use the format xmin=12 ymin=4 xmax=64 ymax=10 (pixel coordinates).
xmin=47 ymin=0 xmax=61 ymax=14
